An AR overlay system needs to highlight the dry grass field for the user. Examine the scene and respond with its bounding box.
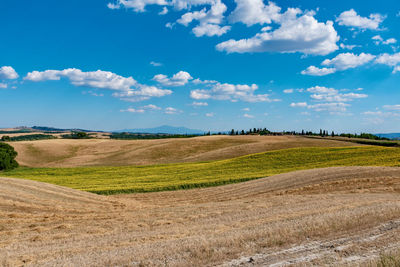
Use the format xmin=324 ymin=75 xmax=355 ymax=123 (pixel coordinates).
xmin=10 ymin=135 xmax=360 ymax=167
xmin=2 ymin=166 xmax=400 ymax=266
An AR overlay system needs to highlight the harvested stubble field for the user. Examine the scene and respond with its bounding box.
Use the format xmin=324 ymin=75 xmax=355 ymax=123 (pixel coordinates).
xmin=1 ymin=166 xmax=400 ymax=266
xmin=10 ymin=135 xmax=360 ymax=167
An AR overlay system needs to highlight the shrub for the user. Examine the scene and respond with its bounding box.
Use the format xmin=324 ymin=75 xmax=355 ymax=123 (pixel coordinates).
xmin=0 ymin=142 xmax=19 ymax=171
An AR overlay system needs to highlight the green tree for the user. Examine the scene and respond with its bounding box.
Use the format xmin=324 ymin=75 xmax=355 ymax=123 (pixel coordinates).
xmin=1 ymin=136 xmax=10 ymax=141
xmin=0 ymin=142 xmax=19 ymax=171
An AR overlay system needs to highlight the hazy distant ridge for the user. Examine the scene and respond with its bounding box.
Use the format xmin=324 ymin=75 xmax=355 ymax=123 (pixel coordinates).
xmin=115 ymin=125 xmax=204 ymax=134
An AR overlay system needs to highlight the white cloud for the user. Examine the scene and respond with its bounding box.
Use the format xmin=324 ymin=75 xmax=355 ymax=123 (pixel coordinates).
xmin=306 ymin=86 xmax=367 ymax=102
xmin=375 ymin=53 xmax=400 ymax=72
xmin=192 ymin=78 xmax=218 ymax=84
xmin=290 ymin=102 xmax=307 ymax=107
xmin=177 ymin=0 xmax=231 ymax=37
xmin=336 ymin=9 xmax=385 ymax=30
xmin=283 ymin=89 xmax=293 ymax=93
xmin=308 ymin=102 xmax=349 ymax=112
xmin=373 ymin=35 xmax=397 ymax=45
xmin=243 ymin=113 xmax=254 ymax=118
xmin=242 ymin=107 xmax=250 ymax=111
xmin=107 ymin=0 xmax=168 ymax=12
xmin=150 ymin=61 xmax=163 ymax=66
xmin=301 ymin=66 xmax=336 ymax=76
xmin=113 ymin=85 xmax=172 ymax=102
xmin=121 ymin=104 xmax=162 ymax=113
xmin=192 ymin=23 xmax=230 ymax=37
xmin=383 ymin=38 xmax=397 ymax=45
xmin=340 ymin=43 xmax=358 ymax=50
xmin=228 ymin=0 xmax=281 ymax=26
xmin=190 ymin=82 xmax=279 ymax=102
xmin=143 ymin=104 xmax=162 ymax=110
xmin=121 ymin=108 xmax=146 ymax=113
xmin=383 ymin=104 xmax=400 ymax=111
xmin=159 ymin=7 xmax=168 ymax=15
xmin=217 ymin=10 xmax=339 ymax=56
xmin=321 ymin=53 xmax=375 ymax=70
xmin=153 ymin=71 xmax=193 ymax=86
xmin=375 ymin=52 xmax=400 ymax=66
xmin=310 ymin=92 xmax=367 ymax=102
xmin=0 ymin=83 xmax=7 ymax=89
xmin=291 ymin=86 xmax=367 ymax=113
xmin=25 ymin=68 xmax=172 ymax=102
xmin=164 ymin=107 xmax=181 ymax=114
xmin=306 ymin=86 xmax=337 ymax=95
xmin=25 ymin=68 xmax=137 ymax=90
xmin=205 ymin=112 xmax=214 ymax=117
xmin=0 ymin=66 xmax=19 ymax=79
xmin=191 ymin=101 xmax=208 ymax=106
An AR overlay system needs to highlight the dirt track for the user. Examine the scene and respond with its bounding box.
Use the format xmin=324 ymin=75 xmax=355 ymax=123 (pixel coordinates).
xmin=9 ymin=135 xmax=360 ymax=167
xmin=1 ymin=166 xmax=400 ymax=266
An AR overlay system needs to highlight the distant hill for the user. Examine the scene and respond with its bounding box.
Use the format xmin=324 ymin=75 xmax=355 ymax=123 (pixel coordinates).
xmin=115 ymin=125 xmax=204 ymax=135
xmin=376 ymin=133 xmax=400 ymax=140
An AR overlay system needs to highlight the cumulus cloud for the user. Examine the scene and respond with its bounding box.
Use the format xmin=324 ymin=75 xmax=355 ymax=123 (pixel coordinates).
xmin=336 ymin=9 xmax=385 ymax=30
xmin=121 ymin=104 xmax=161 ymax=113
xmin=375 ymin=52 xmax=400 ymax=66
xmin=383 ymin=104 xmax=400 ymax=111
xmin=228 ymin=0 xmax=281 ymax=26
xmin=177 ymin=0 xmax=231 ymax=37
xmin=107 ymin=0 xmax=168 ymax=12
xmin=0 ymin=83 xmax=7 ymax=89
xmin=153 ymin=71 xmax=193 ymax=86
xmin=321 ymin=53 xmax=375 ymax=70
xmin=243 ymin=113 xmax=254 ymax=118
xmin=159 ymin=6 xmax=168 ymax=15
xmin=340 ymin=43 xmax=359 ymax=50
xmin=217 ymin=10 xmax=339 ymax=55
xmin=191 ymin=101 xmax=208 ymax=106
xmin=306 ymin=86 xmax=367 ymax=102
xmin=121 ymin=108 xmax=146 ymax=113
xmin=0 ymin=66 xmax=19 ymax=79
xmin=301 ymin=66 xmax=336 ymax=76
xmin=190 ymin=82 xmax=279 ymax=102
xmin=205 ymin=112 xmax=214 ymax=117
xmin=164 ymin=107 xmax=182 ymax=114
xmin=291 ymin=86 xmax=367 ymax=113
xmin=150 ymin=61 xmax=163 ymax=66
xmin=290 ymin=102 xmax=307 ymax=107
xmin=113 ymin=85 xmax=172 ymax=102
xmin=192 ymin=23 xmax=230 ymax=37
xmin=283 ymin=89 xmax=293 ymax=93
xmin=373 ymin=35 xmax=397 ymax=45
xmin=192 ymin=78 xmax=218 ymax=84
xmin=24 ymin=68 xmax=172 ymax=102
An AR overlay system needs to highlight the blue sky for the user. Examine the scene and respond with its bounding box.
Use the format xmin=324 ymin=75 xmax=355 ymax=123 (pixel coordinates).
xmin=1 ymin=0 xmax=400 ymax=133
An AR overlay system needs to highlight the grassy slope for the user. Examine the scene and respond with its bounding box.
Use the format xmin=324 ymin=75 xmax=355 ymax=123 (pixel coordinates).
xmin=3 ymin=146 xmax=400 ymax=194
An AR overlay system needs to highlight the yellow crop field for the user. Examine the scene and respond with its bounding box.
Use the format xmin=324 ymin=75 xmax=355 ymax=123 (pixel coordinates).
xmin=4 ymin=146 xmax=400 ymax=194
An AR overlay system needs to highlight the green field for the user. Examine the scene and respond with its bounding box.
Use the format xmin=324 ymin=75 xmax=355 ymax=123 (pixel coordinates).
xmin=3 ymin=146 xmax=400 ymax=194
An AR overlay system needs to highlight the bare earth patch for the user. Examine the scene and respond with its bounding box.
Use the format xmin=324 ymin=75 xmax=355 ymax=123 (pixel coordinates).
xmin=10 ymin=135 xmax=360 ymax=167
xmin=1 ymin=166 xmax=400 ymax=266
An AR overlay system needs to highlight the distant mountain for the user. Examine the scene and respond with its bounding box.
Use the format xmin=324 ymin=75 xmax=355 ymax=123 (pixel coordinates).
xmin=115 ymin=125 xmax=205 ymax=135
xmin=31 ymin=126 xmax=98 ymax=133
xmin=376 ymin=133 xmax=400 ymax=140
